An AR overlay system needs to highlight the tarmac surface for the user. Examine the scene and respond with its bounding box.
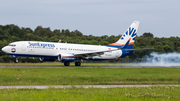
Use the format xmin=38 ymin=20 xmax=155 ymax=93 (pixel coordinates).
xmin=1 ymin=85 xmax=180 ymax=89
xmin=0 ymin=64 xmax=180 ymax=68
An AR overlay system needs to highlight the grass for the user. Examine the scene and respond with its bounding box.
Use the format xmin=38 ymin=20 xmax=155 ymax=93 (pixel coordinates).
xmin=1 ymin=63 xmax=179 ymax=100
xmin=0 ymin=67 xmax=180 ymax=85
xmin=0 ymin=86 xmax=179 ymax=101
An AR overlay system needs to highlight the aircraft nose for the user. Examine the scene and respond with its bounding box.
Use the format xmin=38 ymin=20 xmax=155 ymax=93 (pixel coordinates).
xmin=2 ymin=47 xmax=5 ymax=52
xmin=2 ymin=46 xmax=7 ymax=53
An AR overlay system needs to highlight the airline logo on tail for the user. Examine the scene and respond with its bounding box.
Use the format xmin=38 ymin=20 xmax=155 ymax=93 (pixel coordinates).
xmin=121 ymin=27 xmax=137 ymax=41
xmin=106 ymin=21 xmax=139 ymax=49
xmin=106 ymin=27 xmax=137 ymax=48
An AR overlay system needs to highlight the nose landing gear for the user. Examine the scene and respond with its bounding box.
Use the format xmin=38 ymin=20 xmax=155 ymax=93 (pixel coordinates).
xmin=15 ymin=58 xmax=18 ymax=63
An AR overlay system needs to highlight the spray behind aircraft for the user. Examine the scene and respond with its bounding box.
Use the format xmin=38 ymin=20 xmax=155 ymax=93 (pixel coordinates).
xmin=141 ymin=52 xmax=180 ymax=67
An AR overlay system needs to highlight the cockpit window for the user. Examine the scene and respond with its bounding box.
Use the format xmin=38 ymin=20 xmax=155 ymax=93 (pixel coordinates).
xmin=8 ymin=44 xmax=16 ymax=47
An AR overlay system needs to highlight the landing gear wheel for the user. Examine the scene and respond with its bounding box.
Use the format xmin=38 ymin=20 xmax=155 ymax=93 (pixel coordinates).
xmin=64 ymin=62 xmax=70 ymax=66
xmin=15 ymin=58 xmax=18 ymax=63
xmin=75 ymin=62 xmax=81 ymax=66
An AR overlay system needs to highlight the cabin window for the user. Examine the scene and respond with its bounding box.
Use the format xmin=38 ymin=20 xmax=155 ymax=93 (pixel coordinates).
xmin=8 ymin=44 xmax=16 ymax=47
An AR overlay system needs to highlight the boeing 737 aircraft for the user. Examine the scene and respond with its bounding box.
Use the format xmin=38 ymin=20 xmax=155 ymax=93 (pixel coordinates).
xmin=2 ymin=21 xmax=152 ymax=66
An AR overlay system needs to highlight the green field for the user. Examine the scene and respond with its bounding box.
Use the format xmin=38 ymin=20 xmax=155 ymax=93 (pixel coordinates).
xmin=0 ymin=66 xmax=180 ymax=85
xmin=0 ymin=86 xmax=179 ymax=101
xmin=1 ymin=63 xmax=180 ymax=101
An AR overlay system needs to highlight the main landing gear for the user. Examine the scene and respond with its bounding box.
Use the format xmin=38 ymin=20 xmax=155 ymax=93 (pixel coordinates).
xmin=75 ymin=62 xmax=81 ymax=66
xmin=63 ymin=62 xmax=81 ymax=66
xmin=75 ymin=58 xmax=81 ymax=66
xmin=64 ymin=61 xmax=70 ymax=66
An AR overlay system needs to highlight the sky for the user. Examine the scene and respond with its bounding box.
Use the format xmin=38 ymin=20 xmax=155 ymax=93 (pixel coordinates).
xmin=0 ymin=0 xmax=179 ymax=38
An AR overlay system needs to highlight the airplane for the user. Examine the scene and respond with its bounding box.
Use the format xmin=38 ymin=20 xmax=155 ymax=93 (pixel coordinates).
xmin=1 ymin=21 xmax=152 ymax=66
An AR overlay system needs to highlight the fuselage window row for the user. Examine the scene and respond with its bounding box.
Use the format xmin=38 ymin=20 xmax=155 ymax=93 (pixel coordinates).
xmin=27 ymin=46 xmax=54 ymax=49
xmin=27 ymin=46 xmax=95 ymax=51
xmin=67 ymin=48 xmax=96 ymax=52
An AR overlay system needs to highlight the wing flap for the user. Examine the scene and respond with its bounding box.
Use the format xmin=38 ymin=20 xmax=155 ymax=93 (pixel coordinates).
xmin=73 ymin=49 xmax=118 ymax=58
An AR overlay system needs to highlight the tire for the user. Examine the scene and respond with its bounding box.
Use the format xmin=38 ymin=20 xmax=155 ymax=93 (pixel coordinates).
xmin=64 ymin=62 xmax=70 ymax=66
xmin=75 ymin=62 xmax=81 ymax=66
xmin=14 ymin=58 xmax=18 ymax=63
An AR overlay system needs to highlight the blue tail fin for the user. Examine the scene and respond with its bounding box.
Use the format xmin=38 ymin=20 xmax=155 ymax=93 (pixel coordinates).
xmin=120 ymin=38 xmax=131 ymax=49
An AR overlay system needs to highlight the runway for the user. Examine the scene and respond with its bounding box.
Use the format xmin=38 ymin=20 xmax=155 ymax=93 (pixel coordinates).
xmin=1 ymin=62 xmax=180 ymax=68
xmin=0 ymin=85 xmax=180 ymax=89
xmin=1 ymin=65 xmax=180 ymax=68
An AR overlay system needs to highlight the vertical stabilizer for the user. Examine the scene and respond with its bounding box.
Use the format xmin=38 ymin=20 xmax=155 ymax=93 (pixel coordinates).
xmin=106 ymin=21 xmax=139 ymax=49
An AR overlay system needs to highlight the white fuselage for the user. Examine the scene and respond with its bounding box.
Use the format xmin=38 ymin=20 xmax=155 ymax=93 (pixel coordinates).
xmin=2 ymin=41 xmax=123 ymax=60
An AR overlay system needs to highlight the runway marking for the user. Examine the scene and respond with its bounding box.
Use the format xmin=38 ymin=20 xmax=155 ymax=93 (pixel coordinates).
xmin=0 ymin=85 xmax=180 ymax=89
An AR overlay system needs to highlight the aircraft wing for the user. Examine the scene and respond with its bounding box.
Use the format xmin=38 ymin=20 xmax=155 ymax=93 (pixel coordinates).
xmin=125 ymin=48 xmax=154 ymax=52
xmin=73 ymin=49 xmax=118 ymax=58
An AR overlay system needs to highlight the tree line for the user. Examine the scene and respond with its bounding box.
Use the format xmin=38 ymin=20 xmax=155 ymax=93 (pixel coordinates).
xmin=0 ymin=24 xmax=180 ymax=62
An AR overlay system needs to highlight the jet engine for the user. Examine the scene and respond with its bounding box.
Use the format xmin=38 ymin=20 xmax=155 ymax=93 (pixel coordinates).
xmin=58 ymin=54 xmax=75 ymax=62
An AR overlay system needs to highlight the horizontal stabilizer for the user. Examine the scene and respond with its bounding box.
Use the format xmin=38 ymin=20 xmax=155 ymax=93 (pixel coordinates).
xmin=125 ymin=48 xmax=154 ymax=52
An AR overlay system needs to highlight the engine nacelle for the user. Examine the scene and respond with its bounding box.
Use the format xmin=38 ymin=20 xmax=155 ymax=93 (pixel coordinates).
xmin=39 ymin=58 xmax=55 ymax=62
xmin=58 ymin=54 xmax=75 ymax=62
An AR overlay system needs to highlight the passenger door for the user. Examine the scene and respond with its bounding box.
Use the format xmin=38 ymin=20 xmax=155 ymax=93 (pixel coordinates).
xmin=21 ymin=43 xmax=26 ymax=51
